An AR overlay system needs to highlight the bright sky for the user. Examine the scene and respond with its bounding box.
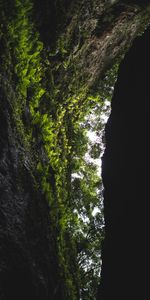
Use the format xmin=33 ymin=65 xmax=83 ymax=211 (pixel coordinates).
xmin=85 ymin=110 xmax=110 ymax=176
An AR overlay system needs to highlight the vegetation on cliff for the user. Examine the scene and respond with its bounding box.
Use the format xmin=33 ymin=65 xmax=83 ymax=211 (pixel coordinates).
xmin=1 ymin=0 xmax=150 ymax=299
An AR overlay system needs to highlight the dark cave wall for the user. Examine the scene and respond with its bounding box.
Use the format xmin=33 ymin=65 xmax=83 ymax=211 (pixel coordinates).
xmin=97 ymin=24 xmax=150 ymax=299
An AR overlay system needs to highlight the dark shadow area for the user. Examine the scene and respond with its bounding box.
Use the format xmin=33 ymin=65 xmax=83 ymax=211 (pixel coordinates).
xmin=32 ymin=0 xmax=74 ymax=46
xmin=97 ymin=25 xmax=150 ymax=299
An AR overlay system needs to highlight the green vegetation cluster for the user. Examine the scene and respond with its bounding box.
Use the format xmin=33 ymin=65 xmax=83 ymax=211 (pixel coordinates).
xmin=0 ymin=0 xmax=112 ymax=299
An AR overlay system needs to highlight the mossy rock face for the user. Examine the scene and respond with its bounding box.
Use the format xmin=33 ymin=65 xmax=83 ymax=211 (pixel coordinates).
xmin=0 ymin=0 xmax=150 ymax=299
xmin=37 ymin=0 xmax=150 ymax=93
xmin=0 ymin=74 xmax=60 ymax=300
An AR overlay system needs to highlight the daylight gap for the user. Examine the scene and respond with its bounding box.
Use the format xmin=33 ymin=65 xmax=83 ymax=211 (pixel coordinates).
xmin=72 ymin=66 xmax=117 ymax=299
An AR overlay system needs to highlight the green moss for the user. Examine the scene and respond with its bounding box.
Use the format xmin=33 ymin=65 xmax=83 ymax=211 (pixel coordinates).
xmin=0 ymin=0 xmax=118 ymax=298
xmin=0 ymin=1 xmax=80 ymax=298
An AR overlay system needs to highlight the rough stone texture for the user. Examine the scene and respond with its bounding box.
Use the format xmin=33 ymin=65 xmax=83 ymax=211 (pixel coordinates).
xmin=48 ymin=0 xmax=150 ymax=91
xmin=33 ymin=1 xmax=150 ymax=92
xmin=0 ymin=76 xmax=61 ymax=299
xmin=68 ymin=1 xmax=146 ymax=88
xmin=97 ymin=24 xmax=150 ymax=299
